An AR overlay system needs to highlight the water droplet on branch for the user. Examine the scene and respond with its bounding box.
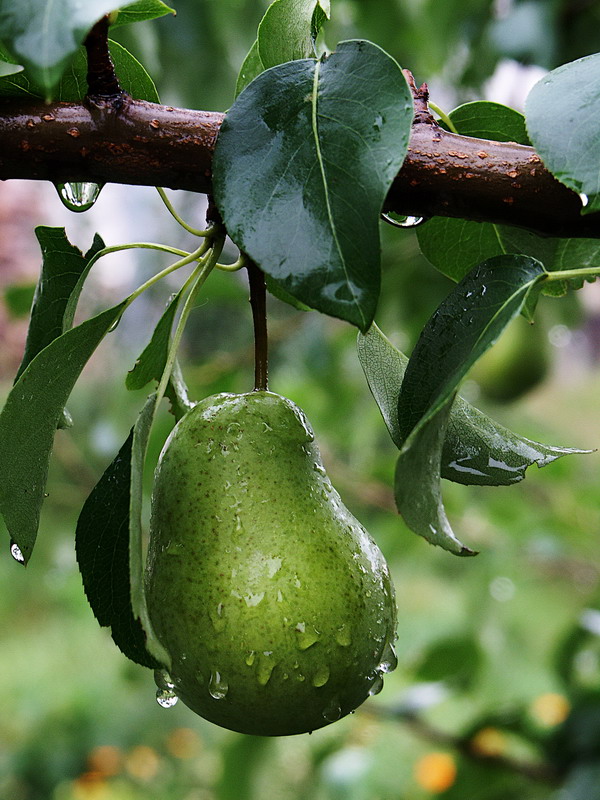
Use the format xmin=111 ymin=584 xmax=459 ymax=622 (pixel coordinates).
xmin=55 ymin=182 xmax=103 ymax=212
xmin=380 ymin=212 xmax=428 ymax=228
xmin=10 ymin=540 xmax=25 ymax=564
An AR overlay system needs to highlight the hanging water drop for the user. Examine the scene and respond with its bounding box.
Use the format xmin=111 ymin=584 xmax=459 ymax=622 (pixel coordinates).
xmin=154 ymin=668 xmax=179 ymax=706
xmin=368 ymin=674 xmax=384 ymax=696
xmin=55 ymin=182 xmax=103 ymax=212
xmin=256 ymin=652 xmax=276 ymax=686
xmin=380 ymin=212 xmax=428 ymax=228
xmin=295 ymin=622 xmax=320 ymax=650
xmin=208 ymin=670 xmax=229 ymax=700
xmin=322 ymin=697 xmax=342 ymax=722
xmin=156 ymin=688 xmax=179 ymax=708
xmin=378 ymin=642 xmax=398 ymax=674
xmin=335 ymin=624 xmax=352 ymax=647
xmin=10 ymin=540 xmax=25 ymax=564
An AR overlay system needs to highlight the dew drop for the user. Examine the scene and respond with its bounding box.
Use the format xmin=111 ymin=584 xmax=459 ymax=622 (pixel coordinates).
xmin=335 ymin=624 xmax=352 ymax=647
xmin=55 ymin=182 xmax=103 ymax=212
xmin=380 ymin=212 xmax=428 ymax=228
xmin=208 ymin=670 xmax=229 ymax=700
xmin=368 ymin=674 xmax=384 ymax=696
xmin=322 ymin=697 xmax=342 ymax=722
xmin=10 ymin=540 xmax=25 ymax=564
xmin=209 ymin=602 xmax=227 ymax=632
xmin=245 ymin=650 xmax=256 ymax=666
xmin=378 ymin=642 xmax=398 ymax=674
xmin=313 ymin=462 xmax=326 ymax=476
xmin=295 ymin=622 xmax=320 ymax=650
xmin=312 ymin=664 xmax=330 ymax=687
xmin=256 ymin=652 xmax=276 ymax=686
xmin=156 ymin=688 xmax=179 ymax=708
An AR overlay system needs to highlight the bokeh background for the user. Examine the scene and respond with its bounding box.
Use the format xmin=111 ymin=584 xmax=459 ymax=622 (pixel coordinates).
xmin=2 ymin=1 xmax=600 ymax=798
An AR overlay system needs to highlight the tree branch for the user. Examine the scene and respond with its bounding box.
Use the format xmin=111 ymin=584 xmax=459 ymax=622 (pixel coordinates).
xmin=0 ymin=95 xmax=598 ymax=239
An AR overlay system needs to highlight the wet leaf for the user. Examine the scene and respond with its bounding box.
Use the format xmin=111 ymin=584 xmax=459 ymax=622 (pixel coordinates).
xmin=215 ymin=39 xmax=413 ymax=330
xmin=395 ymin=255 xmax=547 ymax=554
xmin=526 ymin=53 xmax=600 ymax=214
xmin=0 ymin=300 xmax=127 ymax=563
xmin=76 ymin=426 xmax=165 ymax=669
xmin=357 ymin=324 xmax=584 ymax=487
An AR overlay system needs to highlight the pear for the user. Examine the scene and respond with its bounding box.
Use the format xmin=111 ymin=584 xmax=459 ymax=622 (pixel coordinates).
xmin=145 ymin=391 xmax=397 ymax=736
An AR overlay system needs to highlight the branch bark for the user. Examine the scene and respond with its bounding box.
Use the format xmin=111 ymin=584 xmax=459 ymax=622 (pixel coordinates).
xmin=0 ymin=94 xmax=598 ymax=239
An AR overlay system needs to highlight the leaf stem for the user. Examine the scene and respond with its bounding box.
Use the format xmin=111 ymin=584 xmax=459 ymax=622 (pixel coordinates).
xmin=546 ymin=266 xmax=600 ymax=283
xmin=156 ymin=187 xmax=212 ymax=237
xmin=247 ymin=260 xmax=269 ymax=392
xmin=429 ymin=102 xmax=458 ymax=134
xmin=126 ymin=239 xmax=212 ymax=305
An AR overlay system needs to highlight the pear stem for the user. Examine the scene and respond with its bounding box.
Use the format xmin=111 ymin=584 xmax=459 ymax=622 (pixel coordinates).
xmin=247 ymin=260 xmax=269 ymax=391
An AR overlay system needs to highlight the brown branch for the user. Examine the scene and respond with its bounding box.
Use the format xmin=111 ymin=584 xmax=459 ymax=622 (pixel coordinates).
xmin=84 ymin=16 xmax=122 ymax=101
xmin=0 ymin=96 xmax=598 ymax=239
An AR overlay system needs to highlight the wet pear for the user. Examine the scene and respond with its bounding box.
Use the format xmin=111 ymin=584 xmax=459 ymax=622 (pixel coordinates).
xmin=145 ymin=391 xmax=397 ymax=736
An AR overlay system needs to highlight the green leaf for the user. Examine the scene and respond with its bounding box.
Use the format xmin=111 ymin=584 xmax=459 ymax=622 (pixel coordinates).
xmin=0 ymin=0 xmax=170 ymax=95
xmin=235 ymin=0 xmax=329 ymax=97
xmin=395 ymin=255 xmax=547 ymax=555
xmin=214 ymin=39 xmax=413 ymax=331
xmin=76 ymin=428 xmax=164 ymax=669
xmin=126 ymin=293 xmax=180 ymax=391
xmin=125 ymin=290 xmax=194 ymax=420
xmin=0 ymin=59 xmax=21 ymax=76
xmin=0 ymin=39 xmax=159 ymax=101
xmin=526 ymin=53 xmax=600 ymax=214
xmin=258 ymin=0 xmax=330 ymax=67
xmin=357 ymin=324 xmax=583 ymax=487
xmin=445 ymin=100 xmax=530 ymax=144
xmin=0 ymin=300 xmax=127 ymax=563
xmin=111 ymin=0 xmax=175 ymax=28
xmin=15 ymin=228 xmax=105 ymax=382
xmin=418 ymin=101 xmax=600 ymax=290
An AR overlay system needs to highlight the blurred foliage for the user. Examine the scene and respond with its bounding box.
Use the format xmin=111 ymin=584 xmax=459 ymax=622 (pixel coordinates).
xmin=2 ymin=0 xmax=600 ymax=798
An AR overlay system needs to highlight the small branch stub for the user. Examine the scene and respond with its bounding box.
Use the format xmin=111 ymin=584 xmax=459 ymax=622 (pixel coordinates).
xmin=84 ymin=15 xmax=123 ymax=102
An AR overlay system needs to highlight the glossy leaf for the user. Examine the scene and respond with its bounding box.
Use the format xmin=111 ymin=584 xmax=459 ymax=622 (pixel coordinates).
xmin=15 ymin=228 xmax=105 ymax=381
xmin=0 ymin=300 xmax=127 ymax=563
xmin=357 ymin=324 xmax=583 ymax=487
xmin=0 ymin=0 xmax=171 ymax=94
xmin=235 ymin=0 xmax=329 ymax=96
xmin=526 ymin=53 xmax=600 ymax=214
xmin=0 ymin=40 xmax=159 ymax=101
xmin=76 ymin=428 xmax=164 ymax=669
xmin=215 ymin=39 xmax=413 ymax=330
xmin=395 ymin=255 xmax=547 ymax=554
xmin=418 ymin=102 xmax=600 ymax=290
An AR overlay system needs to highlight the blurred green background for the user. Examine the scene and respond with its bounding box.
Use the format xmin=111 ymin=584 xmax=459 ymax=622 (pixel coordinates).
xmin=2 ymin=1 xmax=600 ymax=798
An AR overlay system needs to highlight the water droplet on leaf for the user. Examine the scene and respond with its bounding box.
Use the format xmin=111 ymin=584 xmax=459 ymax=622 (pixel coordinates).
xmin=378 ymin=642 xmax=398 ymax=674
xmin=55 ymin=182 xmax=103 ymax=212
xmin=322 ymin=697 xmax=342 ymax=722
xmin=10 ymin=541 xmax=25 ymax=564
xmin=369 ymin=674 xmax=384 ymax=696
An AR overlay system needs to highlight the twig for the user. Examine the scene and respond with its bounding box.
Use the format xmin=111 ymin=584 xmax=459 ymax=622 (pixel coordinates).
xmin=247 ymin=260 xmax=268 ymax=392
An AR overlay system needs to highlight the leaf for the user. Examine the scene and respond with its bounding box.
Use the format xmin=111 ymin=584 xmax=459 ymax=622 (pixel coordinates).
xmin=235 ymin=0 xmax=329 ymax=97
xmin=357 ymin=324 xmax=583 ymax=487
xmin=395 ymin=255 xmax=547 ymax=555
xmin=126 ymin=293 xmax=180 ymax=390
xmin=445 ymin=100 xmax=530 ymax=144
xmin=111 ymin=0 xmax=175 ymax=28
xmin=526 ymin=53 xmax=600 ymax=214
xmin=214 ymin=39 xmax=413 ymax=331
xmin=258 ymin=0 xmax=330 ymax=67
xmin=0 ymin=300 xmax=127 ymax=563
xmin=15 ymin=228 xmax=105 ymax=381
xmin=417 ymin=102 xmax=600 ymax=290
xmin=0 ymin=0 xmax=171 ymax=95
xmin=125 ymin=290 xmax=194 ymax=420
xmin=0 ymin=59 xmax=21 ymax=76
xmin=0 ymin=40 xmax=159 ymax=101
xmin=76 ymin=427 xmax=165 ymax=669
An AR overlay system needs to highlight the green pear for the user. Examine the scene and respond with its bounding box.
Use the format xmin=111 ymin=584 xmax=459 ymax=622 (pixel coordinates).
xmin=145 ymin=391 xmax=397 ymax=736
